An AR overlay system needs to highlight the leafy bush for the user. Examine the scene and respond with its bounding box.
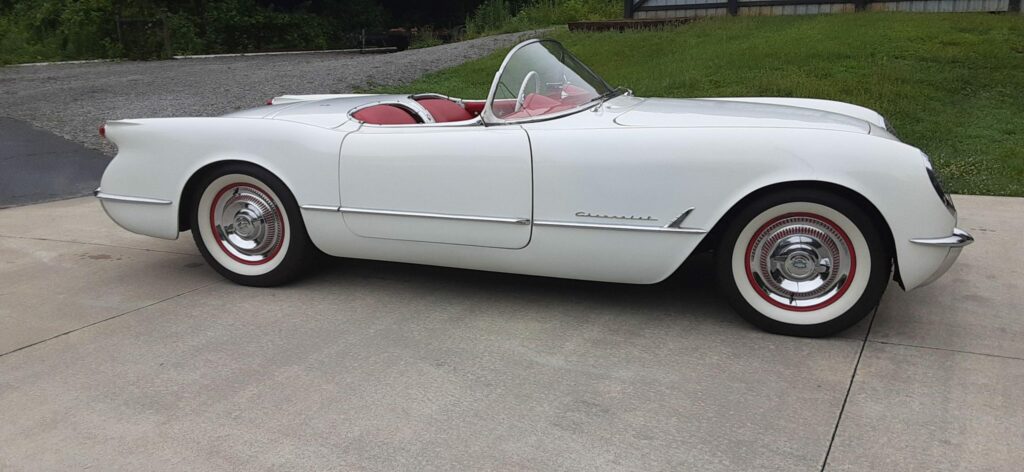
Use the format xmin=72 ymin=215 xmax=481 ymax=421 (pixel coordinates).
xmin=198 ymin=0 xmax=385 ymax=53
xmin=409 ymin=26 xmax=445 ymax=49
xmin=516 ymin=0 xmax=620 ymax=25
xmin=58 ymin=0 xmax=119 ymax=59
xmin=467 ymin=0 xmax=618 ymax=36
xmin=0 ymin=0 xmax=118 ymax=64
xmin=0 ymin=0 xmax=614 ymax=64
xmin=466 ymin=0 xmax=516 ymax=35
xmin=0 ymin=0 xmax=386 ymax=63
xmin=166 ymin=13 xmax=203 ymax=56
xmin=0 ymin=16 xmax=59 ymax=64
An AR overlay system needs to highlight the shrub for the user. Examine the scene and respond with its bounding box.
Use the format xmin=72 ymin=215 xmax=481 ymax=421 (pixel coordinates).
xmin=59 ymin=0 xmax=119 ymax=59
xmin=467 ymin=0 xmax=619 ymax=37
xmin=409 ymin=26 xmax=445 ymax=49
xmin=166 ymin=13 xmax=203 ymax=56
xmin=467 ymin=0 xmax=516 ymax=36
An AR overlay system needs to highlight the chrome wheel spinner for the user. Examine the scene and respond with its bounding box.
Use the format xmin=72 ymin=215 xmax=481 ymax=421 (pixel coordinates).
xmin=211 ymin=185 xmax=284 ymax=264
xmin=747 ymin=214 xmax=855 ymax=311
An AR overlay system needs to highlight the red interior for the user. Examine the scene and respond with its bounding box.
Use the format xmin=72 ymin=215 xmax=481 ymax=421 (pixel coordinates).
xmin=493 ymin=85 xmax=597 ymax=120
xmin=490 ymin=98 xmax=518 ymax=117
xmin=353 ymin=87 xmax=595 ymax=125
xmin=352 ymin=104 xmax=418 ymax=125
xmin=416 ymin=98 xmax=474 ymax=122
xmin=499 ymin=93 xmax=587 ymax=120
xmin=462 ymin=100 xmax=486 ymax=116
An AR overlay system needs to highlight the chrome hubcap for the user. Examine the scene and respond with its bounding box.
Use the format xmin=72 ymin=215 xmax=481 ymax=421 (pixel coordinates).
xmin=747 ymin=214 xmax=854 ymax=310
xmin=212 ymin=185 xmax=283 ymax=263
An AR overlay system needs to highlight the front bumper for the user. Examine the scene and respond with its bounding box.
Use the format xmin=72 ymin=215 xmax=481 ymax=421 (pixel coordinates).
xmin=909 ymin=228 xmax=974 ymax=287
xmin=910 ymin=227 xmax=973 ymax=248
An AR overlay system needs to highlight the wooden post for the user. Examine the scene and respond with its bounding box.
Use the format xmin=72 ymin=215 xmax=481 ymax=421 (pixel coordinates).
xmin=115 ymin=16 xmax=123 ymax=50
xmin=727 ymin=0 xmax=739 ymax=15
xmin=1009 ymin=0 xmax=1021 ymax=12
xmin=624 ymin=0 xmax=633 ymax=18
xmin=162 ymin=15 xmax=171 ymax=58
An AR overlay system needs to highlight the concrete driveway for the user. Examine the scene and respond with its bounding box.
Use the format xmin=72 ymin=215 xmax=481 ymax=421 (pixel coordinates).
xmin=0 ymin=195 xmax=1021 ymax=471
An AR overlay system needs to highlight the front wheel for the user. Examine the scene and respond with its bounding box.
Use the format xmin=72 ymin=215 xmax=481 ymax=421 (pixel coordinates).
xmin=190 ymin=164 xmax=315 ymax=287
xmin=715 ymin=189 xmax=891 ymax=337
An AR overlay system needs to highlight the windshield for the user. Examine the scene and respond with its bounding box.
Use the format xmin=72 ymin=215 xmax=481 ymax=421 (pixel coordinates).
xmin=485 ymin=40 xmax=614 ymax=122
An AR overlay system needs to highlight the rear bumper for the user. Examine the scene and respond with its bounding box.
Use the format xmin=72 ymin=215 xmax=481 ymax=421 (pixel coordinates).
xmin=94 ymin=188 xmax=172 ymax=206
xmin=94 ymin=187 xmax=180 ymax=240
xmin=908 ymin=228 xmax=974 ymax=288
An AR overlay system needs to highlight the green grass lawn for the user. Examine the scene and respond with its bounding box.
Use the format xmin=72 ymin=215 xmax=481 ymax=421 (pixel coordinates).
xmin=375 ymin=13 xmax=1024 ymax=197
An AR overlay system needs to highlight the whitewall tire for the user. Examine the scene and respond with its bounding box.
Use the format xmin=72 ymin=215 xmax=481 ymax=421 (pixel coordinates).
xmin=190 ymin=164 xmax=315 ymax=286
xmin=716 ymin=189 xmax=891 ymax=337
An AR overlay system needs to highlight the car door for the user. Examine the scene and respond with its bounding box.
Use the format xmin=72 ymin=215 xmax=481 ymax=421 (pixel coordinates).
xmin=339 ymin=124 xmax=533 ymax=249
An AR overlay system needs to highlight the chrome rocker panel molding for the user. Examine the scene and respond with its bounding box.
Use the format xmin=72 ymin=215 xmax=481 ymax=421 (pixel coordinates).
xmin=300 ymin=204 xmax=341 ymax=212
xmin=909 ymin=228 xmax=974 ymax=248
xmin=301 ymin=205 xmax=530 ymax=225
xmin=93 ymin=188 xmax=172 ymax=205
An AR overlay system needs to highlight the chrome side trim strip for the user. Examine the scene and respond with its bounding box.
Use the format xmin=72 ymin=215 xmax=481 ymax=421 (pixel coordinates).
xmin=534 ymin=220 xmax=706 ymax=234
xmin=93 ymin=188 xmax=172 ymax=205
xmin=300 ymin=204 xmax=341 ymax=212
xmin=303 ymin=205 xmax=531 ymax=225
xmin=910 ymin=228 xmax=974 ymax=248
xmin=342 ymin=207 xmax=530 ymax=225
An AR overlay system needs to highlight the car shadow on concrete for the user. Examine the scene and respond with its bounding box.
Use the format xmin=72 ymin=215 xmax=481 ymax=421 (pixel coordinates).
xmin=302 ymin=250 xmax=744 ymax=328
xmin=290 ymin=249 xmax=876 ymax=340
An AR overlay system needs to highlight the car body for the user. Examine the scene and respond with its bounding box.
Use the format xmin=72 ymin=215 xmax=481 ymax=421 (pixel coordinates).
xmin=95 ymin=39 xmax=972 ymax=336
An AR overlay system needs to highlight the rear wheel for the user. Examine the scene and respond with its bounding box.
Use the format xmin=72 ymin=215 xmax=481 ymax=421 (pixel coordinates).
xmin=715 ymin=189 xmax=890 ymax=337
xmin=190 ymin=163 xmax=314 ymax=286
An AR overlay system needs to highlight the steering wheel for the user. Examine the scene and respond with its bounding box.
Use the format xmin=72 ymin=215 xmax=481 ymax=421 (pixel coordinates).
xmin=515 ymin=71 xmax=540 ymax=112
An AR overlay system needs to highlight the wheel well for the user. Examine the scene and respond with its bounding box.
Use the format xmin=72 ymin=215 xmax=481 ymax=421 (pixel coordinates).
xmin=696 ymin=180 xmax=900 ymax=286
xmin=178 ymin=160 xmax=269 ymax=232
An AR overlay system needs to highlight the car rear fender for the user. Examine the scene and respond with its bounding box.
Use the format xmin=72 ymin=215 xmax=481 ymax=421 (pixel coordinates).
xmin=99 ymin=117 xmax=352 ymax=239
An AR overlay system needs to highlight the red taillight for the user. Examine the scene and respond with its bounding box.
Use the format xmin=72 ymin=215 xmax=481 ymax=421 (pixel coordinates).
xmin=265 ymin=98 xmax=274 ymax=106
xmin=99 ymin=123 xmax=106 ymax=138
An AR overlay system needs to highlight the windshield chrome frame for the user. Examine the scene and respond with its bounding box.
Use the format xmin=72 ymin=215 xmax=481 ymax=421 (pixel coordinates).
xmin=481 ymin=39 xmax=614 ymax=126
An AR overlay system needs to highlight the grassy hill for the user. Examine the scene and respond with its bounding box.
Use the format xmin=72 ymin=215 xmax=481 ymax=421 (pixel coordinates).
xmin=376 ymin=13 xmax=1024 ymax=197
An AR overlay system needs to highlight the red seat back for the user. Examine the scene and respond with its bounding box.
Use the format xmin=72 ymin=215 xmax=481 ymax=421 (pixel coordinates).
xmin=352 ymin=105 xmax=417 ymax=125
xmin=417 ymin=98 xmax=474 ymax=123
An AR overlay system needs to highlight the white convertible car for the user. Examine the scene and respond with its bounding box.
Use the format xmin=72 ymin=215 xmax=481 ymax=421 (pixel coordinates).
xmin=96 ymin=39 xmax=972 ymax=336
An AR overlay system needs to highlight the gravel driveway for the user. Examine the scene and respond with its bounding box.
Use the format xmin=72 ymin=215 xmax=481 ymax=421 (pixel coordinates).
xmin=0 ymin=30 xmax=541 ymax=155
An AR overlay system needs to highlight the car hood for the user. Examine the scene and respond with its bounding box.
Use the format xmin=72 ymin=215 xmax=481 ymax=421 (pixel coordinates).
xmin=613 ymin=97 xmax=871 ymax=134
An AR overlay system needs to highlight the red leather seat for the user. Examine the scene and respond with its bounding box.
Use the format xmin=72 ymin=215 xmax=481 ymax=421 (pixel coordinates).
xmin=462 ymin=100 xmax=486 ymax=116
xmin=417 ymin=98 xmax=474 ymax=123
xmin=352 ymin=105 xmax=417 ymax=125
